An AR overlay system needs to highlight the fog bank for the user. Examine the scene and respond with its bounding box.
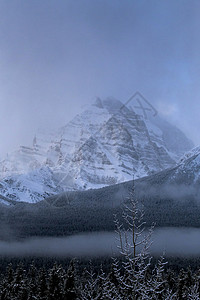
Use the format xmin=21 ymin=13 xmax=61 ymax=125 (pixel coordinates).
xmin=1 ymin=228 xmax=200 ymax=257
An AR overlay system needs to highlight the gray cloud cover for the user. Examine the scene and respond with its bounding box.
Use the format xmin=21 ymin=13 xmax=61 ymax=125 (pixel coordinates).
xmin=0 ymin=0 xmax=199 ymax=156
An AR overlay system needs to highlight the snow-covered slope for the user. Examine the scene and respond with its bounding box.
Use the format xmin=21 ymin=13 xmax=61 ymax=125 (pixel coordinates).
xmin=138 ymin=146 xmax=200 ymax=191
xmin=0 ymin=167 xmax=63 ymax=203
xmin=173 ymin=146 xmax=200 ymax=185
xmin=0 ymin=97 xmax=193 ymax=203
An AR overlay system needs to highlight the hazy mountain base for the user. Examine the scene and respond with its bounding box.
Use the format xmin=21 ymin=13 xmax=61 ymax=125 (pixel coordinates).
xmin=0 ymin=174 xmax=200 ymax=240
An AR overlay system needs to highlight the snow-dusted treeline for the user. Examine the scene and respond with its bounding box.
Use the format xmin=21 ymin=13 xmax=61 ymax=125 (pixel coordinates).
xmin=0 ymin=189 xmax=199 ymax=299
xmin=0 ymin=259 xmax=199 ymax=299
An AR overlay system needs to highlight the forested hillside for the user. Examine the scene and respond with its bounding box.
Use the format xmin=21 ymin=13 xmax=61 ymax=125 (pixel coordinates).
xmin=0 ymin=173 xmax=200 ymax=240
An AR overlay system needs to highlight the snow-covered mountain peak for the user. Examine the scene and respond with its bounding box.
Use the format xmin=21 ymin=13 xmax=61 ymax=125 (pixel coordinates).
xmin=102 ymin=97 xmax=125 ymax=113
xmin=92 ymin=97 xmax=104 ymax=109
xmin=0 ymin=96 xmax=194 ymax=203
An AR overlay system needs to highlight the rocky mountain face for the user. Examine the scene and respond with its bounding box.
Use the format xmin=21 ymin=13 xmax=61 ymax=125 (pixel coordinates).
xmin=0 ymin=97 xmax=194 ymax=203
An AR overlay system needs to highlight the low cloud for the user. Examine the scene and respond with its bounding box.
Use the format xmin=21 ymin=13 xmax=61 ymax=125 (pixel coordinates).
xmin=0 ymin=228 xmax=200 ymax=258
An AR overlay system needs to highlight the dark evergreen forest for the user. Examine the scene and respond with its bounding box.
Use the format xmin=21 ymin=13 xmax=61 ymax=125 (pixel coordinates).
xmin=0 ymin=257 xmax=200 ymax=299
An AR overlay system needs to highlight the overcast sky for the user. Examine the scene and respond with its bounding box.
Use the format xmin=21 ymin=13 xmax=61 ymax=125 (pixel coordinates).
xmin=0 ymin=0 xmax=199 ymax=156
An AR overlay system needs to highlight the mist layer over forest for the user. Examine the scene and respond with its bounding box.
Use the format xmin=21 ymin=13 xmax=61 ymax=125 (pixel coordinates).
xmin=0 ymin=228 xmax=199 ymax=257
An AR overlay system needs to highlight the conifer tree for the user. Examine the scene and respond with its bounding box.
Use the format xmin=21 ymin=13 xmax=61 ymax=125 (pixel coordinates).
xmin=48 ymin=263 xmax=63 ymax=300
xmin=27 ymin=261 xmax=38 ymax=299
xmin=6 ymin=264 xmax=14 ymax=285
xmin=177 ymin=269 xmax=186 ymax=300
xmin=188 ymin=284 xmax=200 ymax=300
xmin=11 ymin=263 xmax=26 ymax=298
xmin=166 ymin=269 xmax=176 ymax=293
xmin=37 ymin=267 xmax=48 ymax=300
xmin=80 ymin=265 xmax=98 ymax=299
xmin=64 ymin=259 xmax=77 ymax=300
